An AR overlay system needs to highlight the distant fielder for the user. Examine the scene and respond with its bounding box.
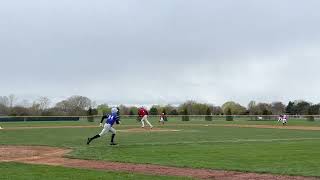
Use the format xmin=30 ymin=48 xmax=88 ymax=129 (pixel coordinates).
xmin=87 ymin=107 xmax=120 ymax=145
xmin=159 ymin=113 xmax=166 ymax=125
xmin=278 ymin=114 xmax=288 ymax=125
xmin=138 ymin=107 xmax=153 ymax=128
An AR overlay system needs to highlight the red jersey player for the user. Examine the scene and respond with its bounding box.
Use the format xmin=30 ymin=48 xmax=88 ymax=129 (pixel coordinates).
xmin=138 ymin=107 xmax=153 ymax=128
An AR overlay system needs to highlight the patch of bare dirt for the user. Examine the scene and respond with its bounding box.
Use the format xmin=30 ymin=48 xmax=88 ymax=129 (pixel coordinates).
xmin=0 ymin=146 xmax=317 ymax=180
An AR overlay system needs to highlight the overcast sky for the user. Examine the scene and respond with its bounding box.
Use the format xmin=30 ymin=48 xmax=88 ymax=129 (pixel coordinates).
xmin=1 ymin=0 xmax=320 ymax=106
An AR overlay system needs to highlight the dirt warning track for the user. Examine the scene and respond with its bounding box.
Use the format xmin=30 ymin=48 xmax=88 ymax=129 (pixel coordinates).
xmin=0 ymin=146 xmax=317 ymax=180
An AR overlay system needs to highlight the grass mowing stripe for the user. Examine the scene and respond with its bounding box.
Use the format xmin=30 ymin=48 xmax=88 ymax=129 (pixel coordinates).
xmin=0 ymin=162 xmax=193 ymax=180
xmin=121 ymin=137 xmax=320 ymax=146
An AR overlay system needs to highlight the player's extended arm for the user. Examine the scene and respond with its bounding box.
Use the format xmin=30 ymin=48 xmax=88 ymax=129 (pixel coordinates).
xmin=116 ymin=109 xmax=121 ymax=124
xmin=100 ymin=115 xmax=107 ymax=127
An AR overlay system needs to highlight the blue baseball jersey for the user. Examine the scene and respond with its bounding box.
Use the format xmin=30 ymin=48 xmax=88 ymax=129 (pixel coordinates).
xmin=102 ymin=112 xmax=119 ymax=126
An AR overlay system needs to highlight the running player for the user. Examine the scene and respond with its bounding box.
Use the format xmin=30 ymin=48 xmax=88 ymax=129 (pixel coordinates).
xmin=138 ymin=107 xmax=153 ymax=128
xmin=87 ymin=107 xmax=120 ymax=145
xmin=282 ymin=114 xmax=288 ymax=125
xmin=159 ymin=113 xmax=165 ymax=125
xmin=278 ymin=114 xmax=288 ymax=126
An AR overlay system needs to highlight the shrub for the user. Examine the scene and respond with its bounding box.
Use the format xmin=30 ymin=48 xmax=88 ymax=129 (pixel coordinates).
xmin=182 ymin=108 xmax=190 ymax=121
xmin=226 ymin=108 xmax=233 ymax=121
xmin=149 ymin=106 xmax=158 ymax=115
xmin=205 ymin=108 xmax=212 ymax=121
xmin=170 ymin=109 xmax=179 ymax=115
xmin=307 ymin=116 xmax=315 ymax=121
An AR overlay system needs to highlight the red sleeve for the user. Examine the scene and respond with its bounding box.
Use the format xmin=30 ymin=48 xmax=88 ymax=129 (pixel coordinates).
xmin=138 ymin=109 xmax=143 ymax=117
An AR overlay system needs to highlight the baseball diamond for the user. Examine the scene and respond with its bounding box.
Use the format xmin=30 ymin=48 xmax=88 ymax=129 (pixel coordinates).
xmin=1 ymin=117 xmax=320 ymax=180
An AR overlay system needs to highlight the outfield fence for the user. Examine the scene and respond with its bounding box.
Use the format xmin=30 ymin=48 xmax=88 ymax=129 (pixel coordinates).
xmin=1 ymin=115 xmax=320 ymax=122
xmin=0 ymin=116 xmax=81 ymax=122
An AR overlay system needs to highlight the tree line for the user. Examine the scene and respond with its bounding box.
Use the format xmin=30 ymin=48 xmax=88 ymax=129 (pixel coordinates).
xmin=0 ymin=95 xmax=320 ymax=116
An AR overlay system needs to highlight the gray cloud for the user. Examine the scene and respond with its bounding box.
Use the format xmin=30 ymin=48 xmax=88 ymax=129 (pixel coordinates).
xmin=1 ymin=0 xmax=320 ymax=106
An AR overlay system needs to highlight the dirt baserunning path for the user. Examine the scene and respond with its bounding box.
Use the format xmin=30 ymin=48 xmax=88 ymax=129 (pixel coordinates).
xmin=0 ymin=146 xmax=317 ymax=180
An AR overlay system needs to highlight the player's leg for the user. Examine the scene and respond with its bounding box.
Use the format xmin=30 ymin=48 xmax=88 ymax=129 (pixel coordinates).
xmin=282 ymin=119 xmax=286 ymax=126
xmin=160 ymin=118 xmax=164 ymax=125
xmin=144 ymin=115 xmax=153 ymax=128
xmin=141 ymin=116 xmax=146 ymax=128
xmin=109 ymin=127 xmax=117 ymax=145
xmin=87 ymin=124 xmax=108 ymax=145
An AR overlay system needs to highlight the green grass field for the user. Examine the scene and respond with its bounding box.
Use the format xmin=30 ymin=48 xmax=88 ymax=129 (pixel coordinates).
xmin=0 ymin=163 xmax=191 ymax=180
xmin=1 ymin=117 xmax=320 ymax=179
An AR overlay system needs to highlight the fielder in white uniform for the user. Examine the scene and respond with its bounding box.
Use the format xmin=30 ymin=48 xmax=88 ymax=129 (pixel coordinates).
xmin=159 ymin=113 xmax=165 ymax=125
xmin=278 ymin=114 xmax=288 ymax=125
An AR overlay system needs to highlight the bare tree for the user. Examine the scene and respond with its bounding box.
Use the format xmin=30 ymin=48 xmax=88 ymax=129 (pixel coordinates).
xmin=20 ymin=99 xmax=31 ymax=108
xmin=38 ymin=96 xmax=51 ymax=111
xmin=271 ymin=102 xmax=286 ymax=115
xmin=55 ymin=100 xmax=71 ymax=115
xmin=10 ymin=106 xmax=30 ymax=116
xmin=248 ymin=101 xmax=260 ymax=115
xmin=54 ymin=96 xmax=92 ymax=115
xmin=68 ymin=96 xmax=92 ymax=110
xmin=0 ymin=96 xmax=9 ymax=107
xmin=29 ymin=102 xmax=41 ymax=115
xmin=0 ymin=104 xmax=8 ymax=115
xmin=256 ymin=103 xmax=272 ymax=115
xmin=8 ymin=94 xmax=16 ymax=108
xmin=212 ymin=106 xmax=223 ymax=115
xmin=91 ymin=101 xmax=97 ymax=108
xmin=119 ymin=105 xmax=129 ymax=115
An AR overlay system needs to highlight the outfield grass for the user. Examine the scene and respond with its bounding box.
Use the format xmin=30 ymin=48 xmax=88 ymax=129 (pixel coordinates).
xmin=1 ymin=120 xmax=320 ymax=177
xmin=0 ymin=163 xmax=192 ymax=180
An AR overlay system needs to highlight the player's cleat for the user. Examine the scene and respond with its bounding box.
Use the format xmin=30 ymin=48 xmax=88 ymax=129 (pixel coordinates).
xmin=150 ymin=126 xmax=153 ymax=129
xmin=110 ymin=142 xmax=117 ymax=146
xmin=141 ymin=126 xmax=145 ymax=128
xmin=0 ymin=126 xmax=3 ymax=129
xmin=87 ymin=138 xmax=91 ymax=145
